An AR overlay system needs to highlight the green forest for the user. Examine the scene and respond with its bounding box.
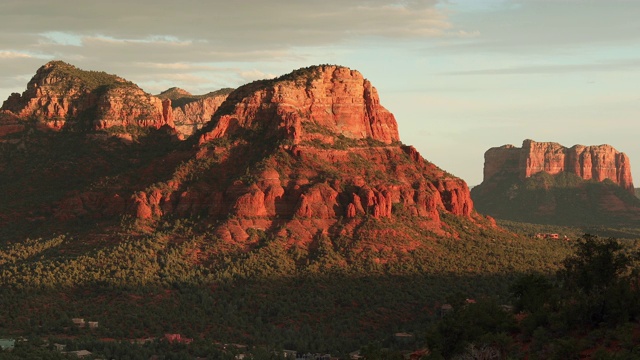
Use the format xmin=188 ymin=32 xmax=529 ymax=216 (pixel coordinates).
xmin=0 ymin=213 xmax=585 ymax=358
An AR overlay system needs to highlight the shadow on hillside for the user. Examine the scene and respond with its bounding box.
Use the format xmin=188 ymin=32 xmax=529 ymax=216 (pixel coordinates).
xmin=0 ymin=128 xmax=187 ymax=241
xmin=0 ymin=272 xmax=523 ymax=353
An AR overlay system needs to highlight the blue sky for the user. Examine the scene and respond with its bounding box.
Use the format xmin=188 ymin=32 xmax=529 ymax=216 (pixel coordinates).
xmin=1 ymin=0 xmax=638 ymax=186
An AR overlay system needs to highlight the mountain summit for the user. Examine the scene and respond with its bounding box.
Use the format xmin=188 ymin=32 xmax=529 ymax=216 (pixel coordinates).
xmin=1 ymin=61 xmax=174 ymax=132
xmin=196 ymin=65 xmax=400 ymax=146
xmin=131 ymin=65 xmax=480 ymax=246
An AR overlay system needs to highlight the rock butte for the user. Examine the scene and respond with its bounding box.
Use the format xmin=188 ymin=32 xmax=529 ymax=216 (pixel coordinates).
xmin=1 ymin=61 xmax=487 ymax=247
xmin=129 ymin=65 xmax=478 ymax=244
xmin=483 ymin=139 xmax=634 ymax=194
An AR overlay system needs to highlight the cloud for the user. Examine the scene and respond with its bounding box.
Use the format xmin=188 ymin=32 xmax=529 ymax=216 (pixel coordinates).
xmin=0 ymin=1 xmax=454 ymax=49
xmin=0 ymin=0 xmax=472 ymax=101
xmin=238 ymin=70 xmax=277 ymax=82
xmin=0 ymin=51 xmax=33 ymax=59
xmin=433 ymin=0 xmax=640 ymax=54
xmin=444 ymin=58 xmax=640 ymax=76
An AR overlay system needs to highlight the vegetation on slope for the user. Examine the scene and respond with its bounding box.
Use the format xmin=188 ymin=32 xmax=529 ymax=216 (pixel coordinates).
xmin=0 ymin=214 xmax=575 ymax=354
xmin=471 ymin=171 xmax=640 ymax=227
xmin=45 ymin=60 xmax=135 ymax=93
xmin=424 ymin=235 xmax=640 ymax=359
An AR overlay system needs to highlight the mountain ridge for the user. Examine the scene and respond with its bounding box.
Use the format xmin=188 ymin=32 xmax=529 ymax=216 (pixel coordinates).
xmin=1 ymin=61 xmax=174 ymax=132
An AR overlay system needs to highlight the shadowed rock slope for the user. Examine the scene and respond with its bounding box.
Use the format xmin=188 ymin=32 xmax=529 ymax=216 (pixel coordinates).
xmin=472 ymin=139 xmax=640 ymax=226
xmin=157 ymin=87 xmax=234 ymax=137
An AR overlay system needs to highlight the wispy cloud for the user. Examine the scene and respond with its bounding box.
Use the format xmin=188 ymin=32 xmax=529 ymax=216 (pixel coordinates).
xmin=239 ymin=70 xmax=277 ymax=82
xmin=444 ymin=59 xmax=640 ymax=76
xmin=0 ymin=51 xmax=32 ymax=59
xmin=0 ymin=0 xmax=469 ymax=99
xmin=433 ymin=0 xmax=640 ymax=55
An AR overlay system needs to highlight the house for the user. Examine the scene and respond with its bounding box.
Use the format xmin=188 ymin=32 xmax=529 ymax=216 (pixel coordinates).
xmin=71 ymin=318 xmax=86 ymax=327
xmin=0 ymin=339 xmax=15 ymax=351
xmin=164 ymin=333 xmax=193 ymax=344
xmin=349 ymin=350 xmax=363 ymax=360
xmin=500 ymin=305 xmax=514 ymax=313
xmin=394 ymin=332 xmax=415 ymax=345
xmin=88 ymin=321 xmax=99 ymax=329
xmin=403 ymin=349 xmax=430 ymax=360
xmin=295 ymin=353 xmax=331 ymax=360
xmin=63 ymin=350 xmax=92 ymax=358
xmin=535 ymin=233 xmax=560 ymax=239
xmin=54 ymin=343 xmax=66 ymax=351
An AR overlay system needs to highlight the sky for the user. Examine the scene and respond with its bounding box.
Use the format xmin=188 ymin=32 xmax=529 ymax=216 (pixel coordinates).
xmin=0 ymin=0 xmax=639 ymax=186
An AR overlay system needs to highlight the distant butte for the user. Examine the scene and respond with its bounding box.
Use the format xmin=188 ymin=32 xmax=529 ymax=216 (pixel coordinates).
xmin=483 ymin=139 xmax=634 ymax=193
xmin=472 ymin=139 xmax=640 ymax=226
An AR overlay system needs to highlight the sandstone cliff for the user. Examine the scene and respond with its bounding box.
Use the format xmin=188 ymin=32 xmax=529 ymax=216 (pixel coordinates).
xmin=483 ymin=139 xmax=634 ymax=193
xmin=0 ymin=61 xmax=174 ymax=132
xmin=1 ymin=63 xmax=488 ymax=253
xmin=473 ymin=139 xmax=640 ymax=226
xmin=199 ymin=65 xmax=400 ymax=146
xmin=128 ymin=66 xmax=476 ymax=245
xmin=158 ymin=87 xmax=232 ymax=137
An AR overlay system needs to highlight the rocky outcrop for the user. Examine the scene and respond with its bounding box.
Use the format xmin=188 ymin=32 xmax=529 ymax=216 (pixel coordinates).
xmin=0 ymin=111 xmax=24 ymax=137
xmin=473 ymin=139 xmax=640 ymax=226
xmin=483 ymin=139 xmax=634 ymax=193
xmin=1 ymin=63 xmax=486 ymax=249
xmin=199 ymin=65 xmax=400 ymax=146
xmin=129 ymin=140 xmax=475 ymax=244
xmin=123 ymin=66 xmax=476 ymax=243
xmin=1 ymin=61 xmax=174 ymax=132
xmin=166 ymin=90 xmax=230 ymax=137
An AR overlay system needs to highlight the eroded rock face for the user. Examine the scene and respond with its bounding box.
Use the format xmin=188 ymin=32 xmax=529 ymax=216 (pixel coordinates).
xmin=127 ymin=143 xmax=476 ymax=244
xmin=123 ymin=66 xmax=476 ymax=244
xmin=171 ymin=93 xmax=229 ymax=137
xmin=199 ymin=65 xmax=400 ymax=146
xmin=0 ymin=111 xmax=24 ymax=137
xmin=0 ymin=61 xmax=174 ymax=131
xmin=483 ymin=139 xmax=634 ymax=193
xmin=1 ymin=63 xmax=485 ymax=248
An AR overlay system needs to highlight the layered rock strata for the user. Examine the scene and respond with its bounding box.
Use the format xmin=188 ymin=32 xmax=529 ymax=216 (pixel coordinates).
xmin=484 ymin=139 xmax=634 ymax=193
xmin=157 ymin=88 xmax=232 ymax=137
xmin=199 ymin=65 xmax=400 ymax=145
xmin=1 ymin=61 xmax=173 ymax=131
xmin=1 ymin=63 xmax=483 ymax=247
